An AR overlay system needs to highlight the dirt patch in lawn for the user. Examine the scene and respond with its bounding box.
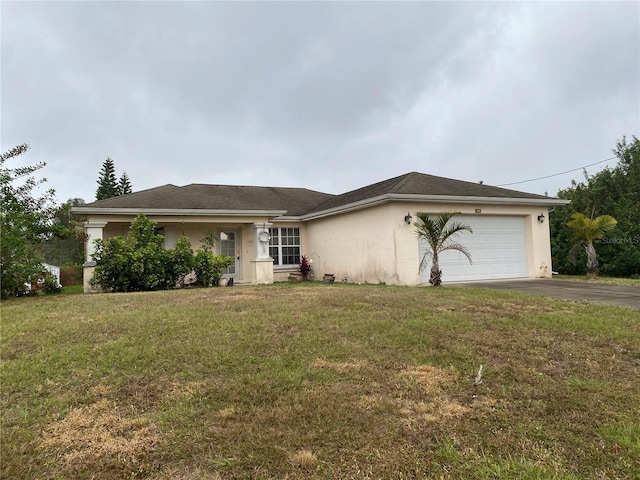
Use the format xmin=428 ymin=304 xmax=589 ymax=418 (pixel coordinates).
xmin=40 ymin=399 xmax=158 ymax=477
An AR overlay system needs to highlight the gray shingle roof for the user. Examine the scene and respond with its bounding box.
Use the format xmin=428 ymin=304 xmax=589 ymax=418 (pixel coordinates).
xmin=79 ymin=172 xmax=558 ymax=217
xmin=306 ymin=172 xmax=553 ymax=214
xmin=82 ymin=184 xmax=334 ymax=216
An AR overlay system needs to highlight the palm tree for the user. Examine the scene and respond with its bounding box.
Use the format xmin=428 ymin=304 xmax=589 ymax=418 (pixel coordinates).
xmin=567 ymin=212 xmax=617 ymax=277
xmin=415 ymin=212 xmax=473 ymax=286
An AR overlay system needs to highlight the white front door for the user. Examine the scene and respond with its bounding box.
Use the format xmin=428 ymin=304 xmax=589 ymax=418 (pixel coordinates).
xmin=219 ymin=230 xmax=241 ymax=279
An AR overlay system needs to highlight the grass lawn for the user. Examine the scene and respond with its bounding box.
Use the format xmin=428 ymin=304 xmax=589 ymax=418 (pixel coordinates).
xmin=554 ymin=275 xmax=640 ymax=287
xmin=2 ymin=284 xmax=639 ymax=479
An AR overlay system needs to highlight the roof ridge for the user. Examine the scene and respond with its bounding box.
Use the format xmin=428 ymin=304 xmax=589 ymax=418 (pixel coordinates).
xmin=184 ymin=183 xmax=333 ymax=196
xmin=390 ymin=172 xmax=417 ymax=193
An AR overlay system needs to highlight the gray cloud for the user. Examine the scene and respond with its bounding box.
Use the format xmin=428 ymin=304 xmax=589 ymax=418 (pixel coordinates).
xmin=1 ymin=1 xmax=637 ymax=202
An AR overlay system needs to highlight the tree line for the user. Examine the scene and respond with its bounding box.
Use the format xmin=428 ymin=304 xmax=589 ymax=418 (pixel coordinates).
xmin=550 ymin=136 xmax=639 ymax=278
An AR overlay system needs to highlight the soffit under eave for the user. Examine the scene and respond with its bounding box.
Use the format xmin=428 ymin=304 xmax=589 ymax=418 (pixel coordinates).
xmin=299 ymin=194 xmax=570 ymax=221
xmin=81 ymin=210 xmax=287 ymax=224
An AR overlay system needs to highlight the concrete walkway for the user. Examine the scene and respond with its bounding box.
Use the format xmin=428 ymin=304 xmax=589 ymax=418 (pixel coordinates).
xmin=453 ymin=278 xmax=640 ymax=310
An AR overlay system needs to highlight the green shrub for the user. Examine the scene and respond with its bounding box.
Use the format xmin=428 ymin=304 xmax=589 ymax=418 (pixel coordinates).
xmin=43 ymin=273 xmax=62 ymax=294
xmin=194 ymin=250 xmax=215 ymax=287
xmin=171 ymin=236 xmax=196 ymax=287
xmin=194 ymin=250 xmax=234 ymax=286
xmin=91 ymin=215 xmax=188 ymax=292
xmin=1 ymin=256 xmax=43 ymax=297
xmin=192 ymin=231 xmax=233 ymax=287
xmin=90 ymin=217 xmax=231 ymax=292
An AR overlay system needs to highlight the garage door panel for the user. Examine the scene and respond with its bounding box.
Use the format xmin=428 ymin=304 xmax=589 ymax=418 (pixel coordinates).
xmin=419 ymin=215 xmax=528 ymax=282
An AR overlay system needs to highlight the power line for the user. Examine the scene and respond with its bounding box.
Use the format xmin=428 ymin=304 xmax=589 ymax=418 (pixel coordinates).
xmin=496 ymin=156 xmax=618 ymax=187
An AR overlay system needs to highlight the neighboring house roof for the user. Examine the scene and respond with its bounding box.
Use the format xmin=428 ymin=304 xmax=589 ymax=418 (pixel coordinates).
xmin=74 ymin=171 xmax=568 ymax=218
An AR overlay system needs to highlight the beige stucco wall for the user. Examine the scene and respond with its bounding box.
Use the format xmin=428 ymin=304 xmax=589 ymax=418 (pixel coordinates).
xmin=306 ymin=202 xmax=553 ymax=285
xmin=306 ymin=204 xmax=417 ymax=285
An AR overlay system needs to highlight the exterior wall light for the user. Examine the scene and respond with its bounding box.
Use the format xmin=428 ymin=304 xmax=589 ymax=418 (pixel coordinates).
xmin=537 ymin=212 xmax=545 ymax=223
xmin=404 ymin=212 xmax=413 ymax=225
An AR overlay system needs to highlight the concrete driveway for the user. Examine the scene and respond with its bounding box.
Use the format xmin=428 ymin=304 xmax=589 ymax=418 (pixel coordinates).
xmin=453 ymin=278 xmax=640 ymax=310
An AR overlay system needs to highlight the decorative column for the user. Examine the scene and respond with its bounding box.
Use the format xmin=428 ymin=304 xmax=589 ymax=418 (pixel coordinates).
xmin=251 ymin=222 xmax=274 ymax=284
xmin=83 ymin=221 xmax=107 ymax=293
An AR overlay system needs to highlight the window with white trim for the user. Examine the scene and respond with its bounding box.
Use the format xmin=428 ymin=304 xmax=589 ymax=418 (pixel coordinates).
xmin=269 ymin=227 xmax=300 ymax=266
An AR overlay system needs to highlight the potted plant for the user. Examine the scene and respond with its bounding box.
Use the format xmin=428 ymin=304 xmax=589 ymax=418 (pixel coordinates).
xmin=299 ymin=255 xmax=312 ymax=281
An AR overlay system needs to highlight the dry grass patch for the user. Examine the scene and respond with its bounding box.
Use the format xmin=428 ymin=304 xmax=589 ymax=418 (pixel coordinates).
xmin=358 ymin=393 xmax=389 ymax=411
xmin=151 ymin=467 xmax=223 ymax=479
xmin=399 ymin=364 xmax=458 ymax=395
xmin=288 ymin=448 xmax=318 ymax=469
xmin=166 ymin=380 xmax=205 ymax=399
xmin=216 ymin=406 xmax=236 ymax=420
xmin=401 ymin=398 xmax=470 ymax=426
xmin=311 ymin=357 xmax=366 ymax=373
xmin=40 ymin=399 xmax=158 ymax=477
xmin=397 ymin=365 xmax=470 ymax=428
xmin=89 ymin=383 xmax=113 ymax=396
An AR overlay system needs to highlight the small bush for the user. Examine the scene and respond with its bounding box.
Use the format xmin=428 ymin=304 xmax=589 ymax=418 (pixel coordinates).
xmin=43 ymin=273 xmax=62 ymax=294
xmin=192 ymin=231 xmax=234 ymax=287
xmin=1 ymin=256 xmax=43 ymax=298
xmin=171 ymin=236 xmax=195 ymax=287
xmin=299 ymin=255 xmax=312 ymax=280
xmin=194 ymin=250 xmax=234 ymax=287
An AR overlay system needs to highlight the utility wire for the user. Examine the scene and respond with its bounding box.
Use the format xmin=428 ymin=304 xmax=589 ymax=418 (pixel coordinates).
xmin=496 ymin=156 xmax=617 ymax=187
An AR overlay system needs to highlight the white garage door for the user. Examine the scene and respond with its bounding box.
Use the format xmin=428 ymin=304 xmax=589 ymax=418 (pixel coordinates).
xmin=419 ymin=215 xmax=529 ymax=283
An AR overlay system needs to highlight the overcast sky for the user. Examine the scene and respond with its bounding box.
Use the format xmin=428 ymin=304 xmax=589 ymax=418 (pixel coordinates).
xmin=2 ymin=1 xmax=638 ymax=204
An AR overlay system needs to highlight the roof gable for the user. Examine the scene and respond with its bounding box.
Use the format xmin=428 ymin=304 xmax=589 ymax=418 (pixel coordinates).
xmin=305 ymin=172 xmax=553 ymax=214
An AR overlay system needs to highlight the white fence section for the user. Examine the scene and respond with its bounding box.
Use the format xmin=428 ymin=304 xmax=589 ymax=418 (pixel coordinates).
xmin=43 ymin=264 xmax=61 ymax=287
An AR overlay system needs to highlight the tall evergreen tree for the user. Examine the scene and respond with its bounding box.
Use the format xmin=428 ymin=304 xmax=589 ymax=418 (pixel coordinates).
xmin=96 ymin=157 xmax=119 ymax=200
xmin=118 ymin=172 xmax=132 ymax=195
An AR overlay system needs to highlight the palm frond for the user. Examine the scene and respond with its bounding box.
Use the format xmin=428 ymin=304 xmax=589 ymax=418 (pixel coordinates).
xmin=567 ymin=212 xmax=617 ymax=242
xmin=440 ymin=222 xmax=473 ymax=247
xmin=418 ymin=252 xmax=432 ymax=272
xmin=440 ymin=242 xmax=473 ymax=264
xmin=415 ymin=211 xmax=473 ymax=272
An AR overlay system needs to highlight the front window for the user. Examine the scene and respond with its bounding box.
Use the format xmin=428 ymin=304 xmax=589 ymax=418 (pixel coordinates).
xmin=269 ymin=227 xmax=300 ymax=266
